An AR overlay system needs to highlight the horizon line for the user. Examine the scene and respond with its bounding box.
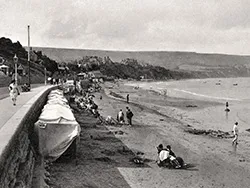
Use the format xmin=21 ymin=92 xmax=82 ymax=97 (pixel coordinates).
xmin=23 ymin=45 xmax=250 ymax=57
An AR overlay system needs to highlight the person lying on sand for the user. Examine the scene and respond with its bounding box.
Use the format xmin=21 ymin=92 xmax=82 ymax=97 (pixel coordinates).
xmin=156 ymin=144 xmax=181 ymax=168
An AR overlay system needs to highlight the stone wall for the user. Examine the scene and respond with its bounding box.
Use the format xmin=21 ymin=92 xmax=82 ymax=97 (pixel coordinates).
xmin=0 ymin=87 xmax=56 ymax=188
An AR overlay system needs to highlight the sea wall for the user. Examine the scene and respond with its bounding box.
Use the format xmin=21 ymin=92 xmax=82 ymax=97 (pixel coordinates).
xmin=0 ymin=87 xmax=56 ymax=188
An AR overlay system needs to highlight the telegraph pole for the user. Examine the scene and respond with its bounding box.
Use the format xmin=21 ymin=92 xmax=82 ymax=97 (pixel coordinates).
xmin=28 ymin=25 xmax=31 ymax=87
xmin=13 ymin=54 xmax=18 ymax=85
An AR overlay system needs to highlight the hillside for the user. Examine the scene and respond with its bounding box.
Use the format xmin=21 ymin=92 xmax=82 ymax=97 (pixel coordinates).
xmin=31 ymin=47 xmax=250 ymax=78
xmin=0 ymin=38 xmax=58 ymax=87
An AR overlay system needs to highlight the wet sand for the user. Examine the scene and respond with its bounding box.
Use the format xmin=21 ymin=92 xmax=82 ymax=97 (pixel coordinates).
xmin=49 ymin=79 xmax=250 ymax=188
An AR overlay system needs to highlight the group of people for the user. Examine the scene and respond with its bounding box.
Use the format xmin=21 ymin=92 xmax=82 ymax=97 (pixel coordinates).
xmin=116 ymin=107 xmax=134 ymax=125
xmin=116 ymin=93 xmax=133 ymax=125
xmin=75 ymin=94 xmax=100 ymax=117
xmin=156 ymin=144 xmax=182 ymax=169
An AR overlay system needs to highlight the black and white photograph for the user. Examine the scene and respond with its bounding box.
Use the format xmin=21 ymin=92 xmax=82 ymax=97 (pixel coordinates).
xmin=1 ymin=0 xmax=250 ymax=187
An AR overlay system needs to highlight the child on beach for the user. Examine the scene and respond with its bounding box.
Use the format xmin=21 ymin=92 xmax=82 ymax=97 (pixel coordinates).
xmin=232 ymin=122 xmax=239 ymax=145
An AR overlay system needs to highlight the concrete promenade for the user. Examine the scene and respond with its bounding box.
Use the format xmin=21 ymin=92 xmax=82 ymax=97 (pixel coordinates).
xmin=0 ymin=85 xmax=52 ymax=129
xmin=0 ymin=85 xmax=55 ymax=187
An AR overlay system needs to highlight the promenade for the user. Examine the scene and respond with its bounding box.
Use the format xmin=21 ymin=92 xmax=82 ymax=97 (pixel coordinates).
xmin=0 ymin=85 xmax=52 ymax=129
xmin=0 ymin=85 xmax=55 ymax=187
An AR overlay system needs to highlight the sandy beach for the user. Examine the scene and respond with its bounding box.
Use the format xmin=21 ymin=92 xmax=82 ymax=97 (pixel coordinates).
xmin=49 ymin=77 xmax=250 ymax=188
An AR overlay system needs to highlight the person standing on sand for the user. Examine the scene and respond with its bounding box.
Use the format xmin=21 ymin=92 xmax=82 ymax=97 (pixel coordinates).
xmin=117 ymin=109 xmax=125 ymax=123
xmin=232 ymin=122 xmax=239 ymax=145
xmin=9 ymin=80 xmax=19 ymax=106
xmin=225 ymin=101 xmax=230 ymax=112
xmin=126 ymin=107 xmax=133 ymax=125
xmin=126 ymin=94 xmax=129 ymax=103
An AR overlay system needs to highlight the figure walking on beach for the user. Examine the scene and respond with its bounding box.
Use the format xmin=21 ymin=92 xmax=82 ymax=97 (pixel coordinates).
xmin=225 ymin=101 xmax=230 ymax=112
xmin=232 ymin=122 xmax=239 ymax=145
xmin=9 ymin=80 xmax=19 ymax=106
xmin=126 ymin=107 xmax=134 ymax=126
xmin=126 ymin=94 xmax=129 ymax=103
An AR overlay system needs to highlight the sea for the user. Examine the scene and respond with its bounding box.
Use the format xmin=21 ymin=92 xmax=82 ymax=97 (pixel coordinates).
xmin=126 ymin=77 xmax=250 ymax=132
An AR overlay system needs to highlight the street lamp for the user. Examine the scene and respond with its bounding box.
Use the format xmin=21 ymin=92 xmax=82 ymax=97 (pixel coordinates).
xmin=44 ymin=67 xmax=47 ymax=85
xmin=27 ymin=25 xmax=31 ymax=87
xmin=13 ymin=54 xmax=18 ymax=85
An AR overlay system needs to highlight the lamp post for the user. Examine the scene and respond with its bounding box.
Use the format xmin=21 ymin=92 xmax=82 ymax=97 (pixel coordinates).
xmin=44 ymin=67 xmax=47 ymax=85
xmin=13 ymin=54 xmax=18 ymax=85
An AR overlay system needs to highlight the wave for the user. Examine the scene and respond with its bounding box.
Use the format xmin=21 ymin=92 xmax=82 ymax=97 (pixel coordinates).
xmin=173 ymin=88 xmax=241 ymax=101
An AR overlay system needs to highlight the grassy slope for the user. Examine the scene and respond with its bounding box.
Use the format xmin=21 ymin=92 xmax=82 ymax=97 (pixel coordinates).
xmin=31 ymin=47 xmax=250 ymax=78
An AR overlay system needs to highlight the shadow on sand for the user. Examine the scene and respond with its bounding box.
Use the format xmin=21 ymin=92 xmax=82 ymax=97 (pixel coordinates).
xmin=160 ymin=163 xmax=199 ymax=172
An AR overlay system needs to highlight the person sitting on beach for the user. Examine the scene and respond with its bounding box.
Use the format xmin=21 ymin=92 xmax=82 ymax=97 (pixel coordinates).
xmin=94 ymin=111 xmax=100 ymax=118
xmin=86 ymin=103 xmax=92 ymax=111
xmin=90 ymin=103 xmax=98 ymax=116
xmin=166 ymin=145 xmax=176 ymax=158
xmin=105 ymin=116 xmax=117 ymax=125
xmin=117 ymin=109 xmax=125 ymax=123
xmin=156 ymin=144 xmax=169 ymax=167
xmin=156 ymin=144 xmax=181 ymax=168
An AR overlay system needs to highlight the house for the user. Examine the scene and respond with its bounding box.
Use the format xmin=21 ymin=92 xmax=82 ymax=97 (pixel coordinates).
xmin=58 ymin=64 xmax=69 ymax=74
xmin=77 ymin=72 xmax=88 ymax=80
xmin=17 ymin=64 xmax=26 ymax=76
xmin=0 ymin=64 xmax=9 ymax=75
xmin=88 ymin=70 xmax=105 ymax=83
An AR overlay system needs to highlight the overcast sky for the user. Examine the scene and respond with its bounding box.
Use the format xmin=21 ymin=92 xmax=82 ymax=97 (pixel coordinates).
xmin=1 ymin=0 xmax=250 ymax=55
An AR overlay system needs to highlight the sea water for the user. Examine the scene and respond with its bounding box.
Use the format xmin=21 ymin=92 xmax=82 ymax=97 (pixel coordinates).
xmin=127 ymin=77 xmax=250 ymax=132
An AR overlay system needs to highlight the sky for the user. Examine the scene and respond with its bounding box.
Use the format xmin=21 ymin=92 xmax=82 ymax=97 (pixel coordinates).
xmin=1 ymin=0 xmax=250 ymax=55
